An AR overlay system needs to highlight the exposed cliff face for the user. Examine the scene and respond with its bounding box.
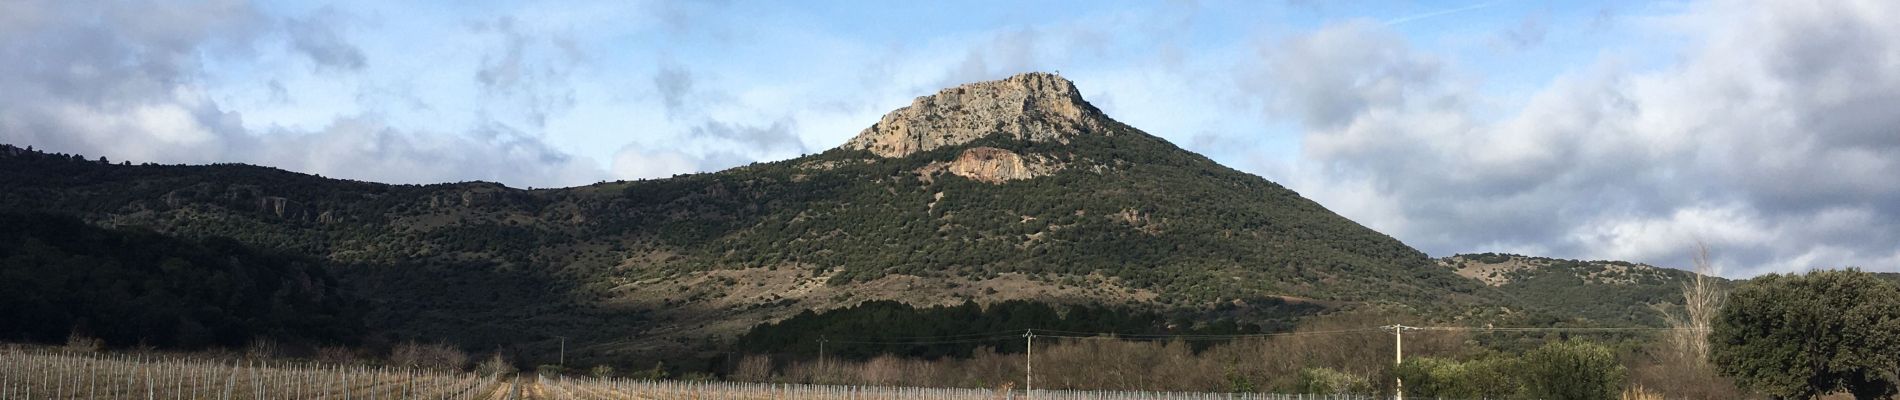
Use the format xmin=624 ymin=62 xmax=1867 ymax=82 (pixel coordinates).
xmin=843 ymin=72 xmax=1110 ymax=158
xmin=915 ymin=146 xmax=1059 ymax=184
xmin=949 ymin=147 xmax=1046 ymax=183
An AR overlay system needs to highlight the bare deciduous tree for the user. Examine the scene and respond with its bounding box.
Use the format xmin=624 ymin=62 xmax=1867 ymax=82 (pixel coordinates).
xmin=733 ymin=354 xmax=774 ymax=382
xmin=63 ymin=330 xmax=103 ymax=353
xmin=1663 ymin=243 xmax=1725 ymax=367
xmin=477 ymin=351 xmax=517 ymax=376
xmin=391 ymin=341 xmax=470 ymax=371
xmin=244 ymin=338 xmax=279 ymax=359
xmin=317 ymin=345 xmax=363 ymax=365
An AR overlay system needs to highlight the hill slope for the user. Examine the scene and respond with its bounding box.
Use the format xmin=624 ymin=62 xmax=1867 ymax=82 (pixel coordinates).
xmin=2 ymin=73 xmax=1573 ymax=364
xmin=1439 ymin=253 xmax=1714 ymax=326
xmin=0 ymin=212 xmax=360 ymax=348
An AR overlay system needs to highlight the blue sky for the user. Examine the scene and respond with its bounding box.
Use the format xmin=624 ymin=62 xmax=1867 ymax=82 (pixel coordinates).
xmin=209 ymin=0 xmax=1672 ymax=175
xmin=4 ymin=0 xmax=1898 ymax=277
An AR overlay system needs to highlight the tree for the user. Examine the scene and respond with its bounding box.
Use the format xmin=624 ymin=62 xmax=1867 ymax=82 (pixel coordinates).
xmin=1519 ymin=341 xmax=1626 ymax=400
xmin=1391 ymin=357 xmax=1477 ymax=398
xmin=1663 ymin=244 xmax=1724 ymax=367
xmin=1711 ymin=269 xmax=1900 ymax=400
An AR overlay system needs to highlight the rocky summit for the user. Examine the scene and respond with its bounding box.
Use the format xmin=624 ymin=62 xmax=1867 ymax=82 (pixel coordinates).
xmin=843 ymin=72 xmax=1111 ymax=158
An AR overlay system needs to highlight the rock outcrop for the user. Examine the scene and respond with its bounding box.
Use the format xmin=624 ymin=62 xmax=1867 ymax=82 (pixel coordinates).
xmin=915 ymin=147 xmax=1059 ymax=184
xmin=844 ymin=72 xmax=1109 ymax=158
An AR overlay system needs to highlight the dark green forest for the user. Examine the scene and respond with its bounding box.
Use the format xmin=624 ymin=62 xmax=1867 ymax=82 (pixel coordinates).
xmin=0 ymin=212 xmax=361 ymax=348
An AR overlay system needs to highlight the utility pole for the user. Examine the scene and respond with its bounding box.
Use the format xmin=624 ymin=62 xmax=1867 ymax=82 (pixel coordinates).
xmin=819 ymin=335 xmax=828 ymax=370
xmin=1382 ymin=325 xmax=1414 ymax=400
xmin=1025 ymin=329 xmax=1036 ymax=399
xmin=555 ymin=336 xmax=567 ymax=368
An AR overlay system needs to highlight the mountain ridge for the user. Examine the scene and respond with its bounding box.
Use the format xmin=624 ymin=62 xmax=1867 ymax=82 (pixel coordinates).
xmin=0 ymin=72 xmax=1688 ymax=367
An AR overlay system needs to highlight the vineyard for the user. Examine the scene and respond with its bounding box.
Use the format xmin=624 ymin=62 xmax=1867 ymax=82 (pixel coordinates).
xmin=0 ymin=348 xmax=1382 ymax=400
xmin=0 ymin=349 xmax=501 ymax=399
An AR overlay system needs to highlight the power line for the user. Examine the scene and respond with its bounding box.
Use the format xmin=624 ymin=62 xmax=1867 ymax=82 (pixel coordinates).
xmin=824 ymin=335 xmax=1026 ymax=345
xmin=814 ymin=325 xmax=1701 ymax=345
xmin=1038 ymin=327 xmax=1388 ymax=341
xmin=823 ymin=330 xmax=1032 ymax=341
xmin=1416 ymin=326 xmax=1708 ymax=332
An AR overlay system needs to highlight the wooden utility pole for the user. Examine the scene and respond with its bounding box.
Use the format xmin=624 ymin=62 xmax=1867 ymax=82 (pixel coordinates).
xmin=1383 ymin=325 xmax=1413 ymax=400
xmin=1026 ymin=329 xmax=1036 ymax=399
xmin=555 ymin=336 xmax=567 ymax=368
xmin=819 ymin=335 xmax=828 ymax=370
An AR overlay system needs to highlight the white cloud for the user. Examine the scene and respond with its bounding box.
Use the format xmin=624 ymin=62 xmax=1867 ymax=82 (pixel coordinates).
xmin=1248 ymin=0 xmax=1900 ymax=275
xmin=610 ymin=146 xmax=703 ymax=181
xmin=0 ymin=1 xmax=610 ymax=188
xmin=260 ymin=118 xmax=606 ymax=187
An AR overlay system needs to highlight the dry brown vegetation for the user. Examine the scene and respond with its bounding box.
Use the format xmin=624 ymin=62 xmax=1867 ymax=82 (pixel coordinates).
xmin=746 ymin=313 xmax=1466 ymax=393
xmin=538 ymin=375 xmax=1377 ymax=400
xmin=1664 ymin=245 xmax=1724 ymax=367
xmin=1630 ymin=244 xmax=1743 ymax=400
xmin=389 ymin=341 xmax=474 ymax=371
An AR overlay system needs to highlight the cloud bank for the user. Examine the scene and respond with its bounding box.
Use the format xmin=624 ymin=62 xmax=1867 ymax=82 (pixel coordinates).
xmin=0 ymin=0 xmax=608 ymax=187
xmin=1246 ymin=0 xmax=1900 ymax=276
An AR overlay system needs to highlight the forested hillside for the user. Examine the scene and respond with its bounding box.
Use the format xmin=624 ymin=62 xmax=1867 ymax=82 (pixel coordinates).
xmin=0 ymin=212 xmax=360 ymax=348
xmin=1439 ymin=253 xmax=1712 ymax=326
xmin=0 ymin=74 xmax=1689 ymax=368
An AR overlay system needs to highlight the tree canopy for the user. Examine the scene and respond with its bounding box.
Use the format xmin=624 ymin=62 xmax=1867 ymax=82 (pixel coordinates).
xmin=0 ymin=212 xmax=362 ymax=348
xmin=1710 ymin=269 xmax=1900 ymax=399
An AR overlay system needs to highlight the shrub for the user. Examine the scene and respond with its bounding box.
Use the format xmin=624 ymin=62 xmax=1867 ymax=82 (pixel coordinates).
xmin=1620 ymin=385 xmax=1663 ymax=400
xmin=391 ymin=341 xmax=470 ymax=371
xmin=1458 ymin=356 xmax=1523 ymax=399
xmin=732 ymin=354 xmax=773 ymax=382
xmin=1391 ymin=356 xmax=1519 ymax=399
xmin=63 ymin=331 xmax=104 ymax=353
xmin=631 ymin=361 xmax=669 ymax=380
xmin=1519 ymin=341 xmax=1625 ymax=400
xmin=1393 ymin=357 xmax=1473 ymax=398
xmin=476 ymin=352 xmax=516 ymax=376
xmin=316 ymin=346 xmax=364 ymax=365
xmin=244 ymin=338 xmax=279 ymax=359
xmin=1296 ymin=367 xmax=1373 ymax=395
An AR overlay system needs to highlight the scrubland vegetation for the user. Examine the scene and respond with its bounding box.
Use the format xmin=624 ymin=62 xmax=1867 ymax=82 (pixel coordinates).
xmin=12 ymin=263 xmax=1900 ymax=399
xmin=713 ymin=267 xmax=1900 ymax=400
xmin=725 ymin=327 xmax=1709 ymax=399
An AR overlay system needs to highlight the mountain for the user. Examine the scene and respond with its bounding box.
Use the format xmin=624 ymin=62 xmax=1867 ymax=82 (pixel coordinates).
xmin=1438 ymin=253 xmax=1713 ymax=326
xmin=0 ymin=73 xmax=1680 ymax=366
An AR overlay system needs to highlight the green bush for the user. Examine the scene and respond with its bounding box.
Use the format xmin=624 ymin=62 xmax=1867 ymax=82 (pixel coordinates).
xmin=1392 ymin=356 xmax=1520 ymax=399
xmin=1458 ymin=356 xmax=1524 ymax=398
xmin=1391 ymin=342 xmax=1619 ymax=400
xmin=1711 ymin=269 xmax=1900 ymax=399
xmin=1519 ymin=341 xmax=1626 ymax=400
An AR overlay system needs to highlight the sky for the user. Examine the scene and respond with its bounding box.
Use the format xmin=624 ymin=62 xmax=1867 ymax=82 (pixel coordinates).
xmin=3 ymin=0 xmax=1897 ymax=277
